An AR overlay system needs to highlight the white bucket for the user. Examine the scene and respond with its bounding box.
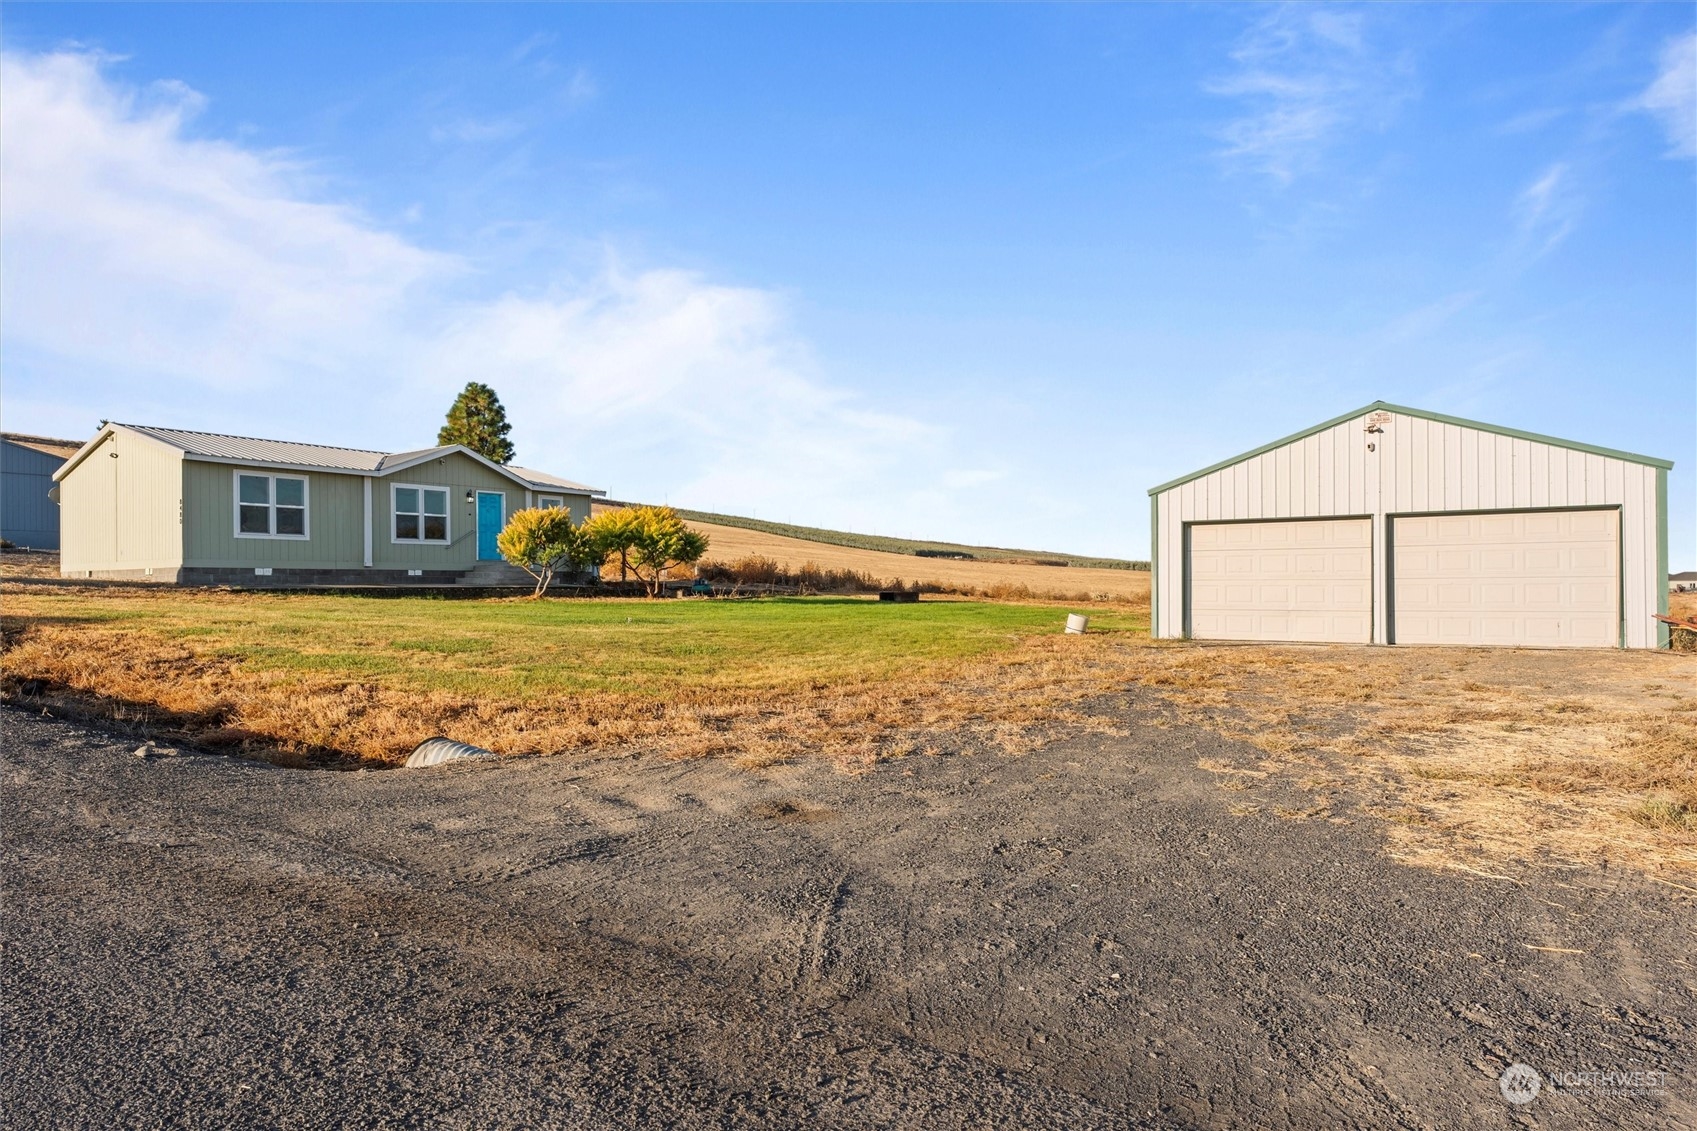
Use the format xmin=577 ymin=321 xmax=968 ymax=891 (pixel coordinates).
xmin=1065 ymin=614 xmax=1090 ymax=635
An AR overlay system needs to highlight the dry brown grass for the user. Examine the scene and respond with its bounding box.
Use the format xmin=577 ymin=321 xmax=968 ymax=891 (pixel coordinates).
xmin=0 ymin=595 xmax=1138 ymax=773
xmin=672 ymin=519 xmax=1151 ymax=604
xmin=1097 ymin=642 xmax=1697 ymax=874
xmin=0 ymin=551 xmax=62 ymax=581
xmin=1670 ymin=590 xmax=1697 ymax=652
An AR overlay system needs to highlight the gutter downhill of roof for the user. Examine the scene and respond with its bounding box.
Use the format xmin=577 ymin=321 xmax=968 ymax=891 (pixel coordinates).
xmin=1146 ymin=400 xmax=1675 ymax=497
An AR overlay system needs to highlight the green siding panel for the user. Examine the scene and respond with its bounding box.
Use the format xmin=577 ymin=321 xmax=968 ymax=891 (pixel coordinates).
xmin=164 ymin=450 xmax=596 ymax=573
xmin=372 ymin=453 xmax=532 ymax=568
xmin=183 ymin=461 xmax=365 ymax=567
xmin=531 ymin=493 xmax=592 ymax=526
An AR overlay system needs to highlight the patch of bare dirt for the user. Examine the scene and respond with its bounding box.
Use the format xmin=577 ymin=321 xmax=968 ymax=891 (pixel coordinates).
xmin=5 ymin=706 xmax=1692 ymax=1129
xmin=1098 ymin=643 xmax=1697 ymax=876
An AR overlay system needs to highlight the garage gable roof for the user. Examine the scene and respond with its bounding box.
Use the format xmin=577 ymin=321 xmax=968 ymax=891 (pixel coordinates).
xmin=1147 ymin=400 xmax=1674 ymax=497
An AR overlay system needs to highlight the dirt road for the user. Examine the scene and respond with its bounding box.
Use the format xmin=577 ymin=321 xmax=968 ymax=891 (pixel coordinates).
xmin=4 ymin=704 xmax=1691 ymax=1129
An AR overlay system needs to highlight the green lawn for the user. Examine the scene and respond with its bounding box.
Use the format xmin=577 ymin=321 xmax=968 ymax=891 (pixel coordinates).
xmin=8 ymin=592 xmax=1147 ymax=700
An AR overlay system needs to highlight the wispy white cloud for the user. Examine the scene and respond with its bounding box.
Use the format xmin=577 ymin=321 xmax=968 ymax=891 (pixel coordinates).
xmin=0 ymin=50 xmax=450 ymax=393
xmin=1384 ymin=289 xmax=1481 ymax=343
xmin=1206 ymin=5 xmax=1413 ymax=184
xmin=426 ymin=266 xmax=943 ymax=521
xmin=0 ymin=49 xmax=980 ymax=532
xmin=564 ymin=67 xmax=598 ymax=108
xmin=1513 ymin=162 xmax=1581 ymax=255
xmin=506 ymin=30 xmax=597 ymax=109
xmin=1635 ymin=31 xmax=1696 ymax=158
xmin=429 ymin=62 xmax=595 ymax=145
xmin=511 ymin=31 xmax=557 ymax=65
xmin=430 ymin=116 xmax=526 ymax=144
xmin=1496 ymin=107 xmax=1566 ymax=136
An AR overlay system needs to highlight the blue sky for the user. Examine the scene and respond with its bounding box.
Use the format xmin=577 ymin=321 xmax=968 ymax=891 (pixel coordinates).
xmin=2 ymin=4 xmax=1692 ymax=562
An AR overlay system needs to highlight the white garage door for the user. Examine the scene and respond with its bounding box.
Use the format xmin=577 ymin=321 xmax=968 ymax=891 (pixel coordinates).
xmin=1187 ymin=518 xmax=1372 ymax=643
xmin=1391 ymin=510 xmax=1618 ymax=647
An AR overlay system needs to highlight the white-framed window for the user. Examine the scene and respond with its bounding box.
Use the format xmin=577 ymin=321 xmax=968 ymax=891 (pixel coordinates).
xmin=234 ymin=471 xmax=309 ymax=539
xmin=392 ymin=484 xmax=450 ymax=543
xmin=537 ymin=495 xmax=565 ymax=509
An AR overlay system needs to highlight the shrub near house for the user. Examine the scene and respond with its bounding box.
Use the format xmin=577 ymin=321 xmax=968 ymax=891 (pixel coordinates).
xmin=496 ymin=505 xmax=709 ymax=599
xmin=498 ymin=508 xmax=598 ymax=598
xmin=580 ymin=506 xmax=709 ymax=597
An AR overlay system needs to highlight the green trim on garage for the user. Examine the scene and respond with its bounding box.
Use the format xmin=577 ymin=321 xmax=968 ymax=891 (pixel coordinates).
xmin=1146 ymin=400 xmax=1674 ymax=497
xmin=1658 ymin=467 xmax=1670 ymax=649
xmin=1149 ymin=495 xmax=1159 ymax=636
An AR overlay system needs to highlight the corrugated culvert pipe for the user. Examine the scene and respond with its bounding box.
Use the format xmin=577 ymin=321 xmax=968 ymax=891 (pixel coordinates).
xmin=405 ymin=737 xmax=497 ymax=768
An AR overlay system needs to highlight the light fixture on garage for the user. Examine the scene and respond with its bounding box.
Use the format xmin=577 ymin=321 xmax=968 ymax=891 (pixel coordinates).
xmin=1364 ymin=410 xmax=1390 ymax=451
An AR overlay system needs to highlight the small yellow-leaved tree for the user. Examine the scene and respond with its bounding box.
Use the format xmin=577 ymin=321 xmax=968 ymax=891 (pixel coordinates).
xmin=581 ymin=507 xmax=645 ymax=582
xmin=497 ymin=507 xmax=594 ymax=598
xmin=627 ymin=506 xmax=709 ymax=598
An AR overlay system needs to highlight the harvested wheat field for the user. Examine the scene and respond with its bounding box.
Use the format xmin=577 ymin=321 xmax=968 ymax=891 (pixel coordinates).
xmin=590 ymin=505 xmax=1151 ymax=603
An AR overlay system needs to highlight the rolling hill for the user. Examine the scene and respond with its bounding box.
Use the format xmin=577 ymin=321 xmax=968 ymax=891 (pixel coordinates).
xmin=600 ymin=502 xmax=1147 ymax=570
xmin=592 ymin=502 xmax=1151 ymax=603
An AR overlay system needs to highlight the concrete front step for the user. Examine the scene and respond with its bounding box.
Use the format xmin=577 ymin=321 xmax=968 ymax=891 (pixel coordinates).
xmin=455 ymin=562 xmax=538 ymax=587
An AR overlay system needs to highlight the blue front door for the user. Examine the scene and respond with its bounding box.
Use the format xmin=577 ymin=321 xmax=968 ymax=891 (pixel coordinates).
xmin=476 ymin=492 xmax=504 ymax=560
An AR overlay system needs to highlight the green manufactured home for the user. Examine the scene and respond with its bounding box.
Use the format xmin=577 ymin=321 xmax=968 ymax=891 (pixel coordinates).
xmin=51 ymin=424 xmax=604 ymax=586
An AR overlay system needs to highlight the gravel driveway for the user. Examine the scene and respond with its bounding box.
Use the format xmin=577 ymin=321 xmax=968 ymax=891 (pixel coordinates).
xmin=4 ymin=704 xmax=1691 ymax=1129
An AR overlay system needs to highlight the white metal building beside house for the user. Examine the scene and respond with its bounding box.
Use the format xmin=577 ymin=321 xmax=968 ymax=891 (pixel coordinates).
xmin=1149 ymin=401 xmax=1673 ymax=650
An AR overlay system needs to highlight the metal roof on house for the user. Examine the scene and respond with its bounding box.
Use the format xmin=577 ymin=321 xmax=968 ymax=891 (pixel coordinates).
xmin=54 ymin=423 xmax=603 ymax=494
xmin=117 ymin=424 xmax=393 ymax=471
xmin=509 ymin=465 xmax=603 ymax=494
xmin=378 ymin=445 xmax=458 ymax=470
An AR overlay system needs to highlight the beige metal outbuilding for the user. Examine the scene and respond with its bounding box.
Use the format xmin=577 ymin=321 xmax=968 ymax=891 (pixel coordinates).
xmin=1149 ymin=402 xmax=1673 ymax=649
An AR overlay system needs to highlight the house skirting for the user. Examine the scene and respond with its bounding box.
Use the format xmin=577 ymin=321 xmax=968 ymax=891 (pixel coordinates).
xmin=181 ymin=567 xmax=468 ymax=587
xmin=64 ymin=566 xmax=467 ymax=587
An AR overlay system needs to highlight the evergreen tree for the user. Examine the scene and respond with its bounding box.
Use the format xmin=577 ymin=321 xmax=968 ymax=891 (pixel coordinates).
xmin=438 ymin=382 xmax=516 ymax=464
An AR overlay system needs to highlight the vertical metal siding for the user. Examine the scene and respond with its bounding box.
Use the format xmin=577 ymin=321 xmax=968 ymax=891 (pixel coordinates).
xmin=1565 ymin=449 xmax=1586 ymax=505
xmin=0 ymin=441 xmax=68 ymax=549
xmin=57 ymin=430 xmax=183 ymax=572
xmin=59 ymin=434 xmax=117 ymax=571
xmin=1151 ymin=408 xmax=1664 ymax=647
